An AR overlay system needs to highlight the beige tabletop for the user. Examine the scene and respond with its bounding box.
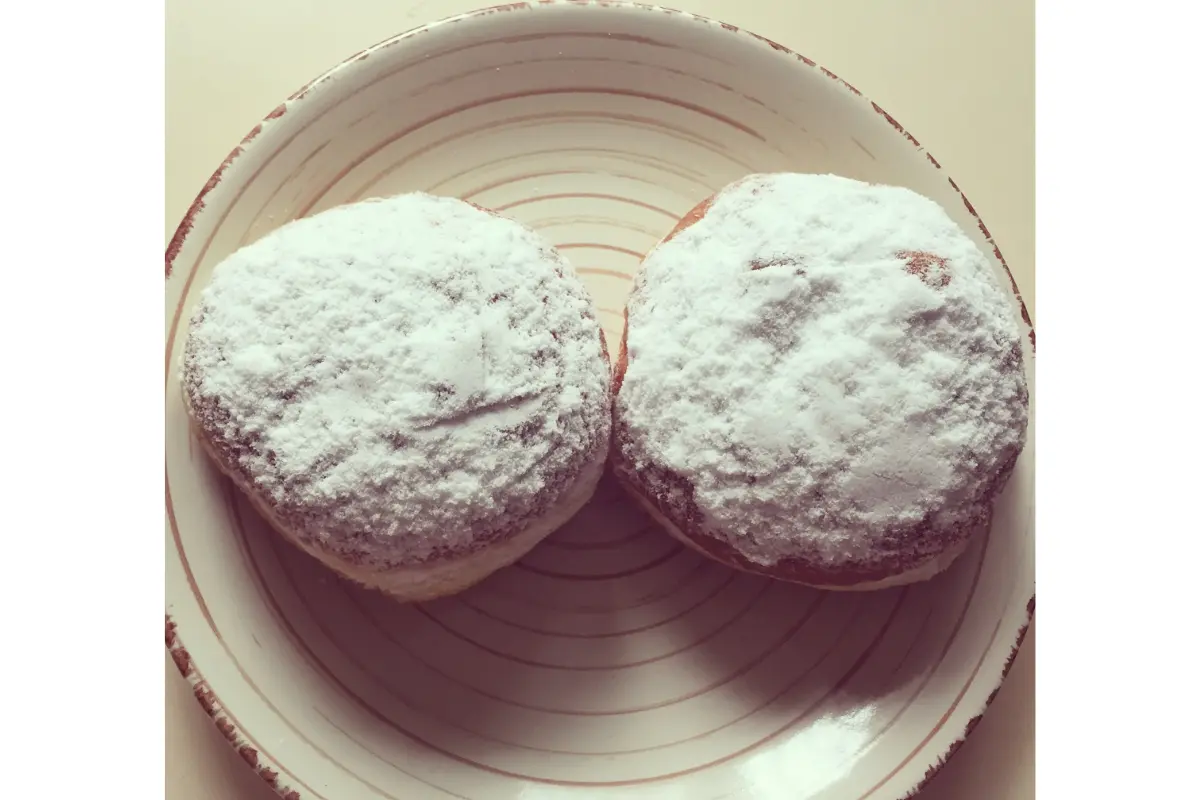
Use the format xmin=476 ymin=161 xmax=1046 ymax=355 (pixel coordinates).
xmin=165 ymin=1 xmax=1034 ymax=797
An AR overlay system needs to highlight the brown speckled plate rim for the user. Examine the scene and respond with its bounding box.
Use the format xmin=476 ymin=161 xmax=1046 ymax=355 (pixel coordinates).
xmin=164 ymin=3 xmax=1036 ymax=798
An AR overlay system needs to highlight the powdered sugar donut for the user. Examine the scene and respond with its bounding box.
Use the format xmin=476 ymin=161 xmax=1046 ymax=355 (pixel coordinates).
xmin=182 ymin=193 xmax=612 ymax=601
xmin=612 ymin=173 xmax=1028 ymax=590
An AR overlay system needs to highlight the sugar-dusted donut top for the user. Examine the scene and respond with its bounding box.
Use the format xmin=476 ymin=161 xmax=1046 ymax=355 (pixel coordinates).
xmin=615 ymin=173 xmax=1028 ymax=568
xmin=183 ymin=193 xmax=611 ymax=567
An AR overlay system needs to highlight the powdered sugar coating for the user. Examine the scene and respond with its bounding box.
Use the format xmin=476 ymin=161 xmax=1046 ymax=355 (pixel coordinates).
xmin=183 ymin=193 xmax=611 ymax=568
xmin=615 ymin=173 xmax=1028 ymax=570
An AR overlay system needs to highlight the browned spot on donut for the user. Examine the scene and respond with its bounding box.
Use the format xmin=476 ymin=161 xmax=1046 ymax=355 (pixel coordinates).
xmin=898 ymin=250 xmax=951 ymax=288
xmin=612 ymin=306 xmax=631 ymax=396
xmin=663 ymin=195 xmax=715 ymax=242
xmin=464 ymin=199 xmax=501 ymax=217
xmin=664 ymin=175 xmax=765 ymax=244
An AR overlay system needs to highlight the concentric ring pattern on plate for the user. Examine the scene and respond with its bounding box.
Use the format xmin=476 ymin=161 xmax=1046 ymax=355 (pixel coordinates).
xmin=165 ymin=4 xmax=1035 ymax=799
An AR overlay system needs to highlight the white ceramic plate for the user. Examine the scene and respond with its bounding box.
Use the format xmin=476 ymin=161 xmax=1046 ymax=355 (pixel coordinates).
xmin=165 ymin=3 xmax=1035 ymax=798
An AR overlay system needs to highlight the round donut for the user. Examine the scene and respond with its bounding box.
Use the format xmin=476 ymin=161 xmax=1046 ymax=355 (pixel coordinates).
xmin=181 ymin=193 xmax=612 ymax=601
xmin=612 ymin=173 xmax=1029 ymax=590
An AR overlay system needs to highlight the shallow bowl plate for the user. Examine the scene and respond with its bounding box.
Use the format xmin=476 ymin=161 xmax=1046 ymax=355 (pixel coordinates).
xmin=165 ymin=3 xmax=1035 ymax=798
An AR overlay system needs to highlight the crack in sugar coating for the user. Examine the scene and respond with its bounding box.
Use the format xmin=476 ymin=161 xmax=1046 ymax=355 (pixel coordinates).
xmin=614 ymin=173 xmax=1028 ymax=574
xmin=183 ymin=193 xmax=611 ymax=569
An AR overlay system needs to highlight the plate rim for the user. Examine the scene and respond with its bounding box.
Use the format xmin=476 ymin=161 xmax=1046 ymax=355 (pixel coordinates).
xmin=164 ymin=3 xmax=1036 ymax=798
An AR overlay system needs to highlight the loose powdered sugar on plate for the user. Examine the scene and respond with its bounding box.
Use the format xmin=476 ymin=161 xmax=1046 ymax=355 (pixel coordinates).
xmin=183 ymin=193 xmax=611 ymax=567
xmin=616 ymin=173 xmax=1029 ymax=568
